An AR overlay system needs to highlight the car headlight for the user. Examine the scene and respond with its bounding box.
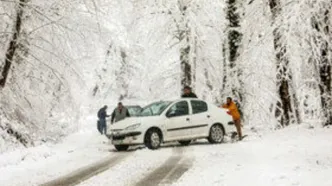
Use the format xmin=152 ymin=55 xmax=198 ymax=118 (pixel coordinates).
xmin=125 ymin=123 xmax=141 ymax=131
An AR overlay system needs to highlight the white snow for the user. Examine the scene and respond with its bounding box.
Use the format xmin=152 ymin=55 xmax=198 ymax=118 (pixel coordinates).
xmin=174 ymin=125 xmax=332 ymax=186
xmin=77 ymin=148 xmax=174 ymax=186
xmin=0 ymin=116 xmax=112 ymax=186
xmin=1 ymin=124 xmax=331 ymax=186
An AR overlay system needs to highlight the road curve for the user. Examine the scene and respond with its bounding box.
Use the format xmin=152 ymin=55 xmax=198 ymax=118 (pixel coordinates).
xmin=40 ymin=153 xmax=131 ymax=186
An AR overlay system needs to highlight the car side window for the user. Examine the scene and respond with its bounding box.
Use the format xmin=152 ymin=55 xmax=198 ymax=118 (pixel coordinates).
xmin=167 ymin=101 xmax=189 ymax=117
xmin=191 ymin=100 xmax=208 ymax=114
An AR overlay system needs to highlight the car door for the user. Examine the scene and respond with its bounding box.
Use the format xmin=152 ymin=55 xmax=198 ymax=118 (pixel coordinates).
xmin=190 ymin=100 xmax=211 ymax=137
xmin=164 ymin=100 xmax=191 ymax=141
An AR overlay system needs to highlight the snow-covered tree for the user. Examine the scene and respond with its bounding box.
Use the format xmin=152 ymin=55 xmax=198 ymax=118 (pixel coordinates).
xmin=1 ymin=0 xmax=332 ymax=153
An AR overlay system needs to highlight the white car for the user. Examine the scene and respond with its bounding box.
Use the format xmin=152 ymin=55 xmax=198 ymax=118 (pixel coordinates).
xmin=107 ymin=98 xmax=234 ymax=151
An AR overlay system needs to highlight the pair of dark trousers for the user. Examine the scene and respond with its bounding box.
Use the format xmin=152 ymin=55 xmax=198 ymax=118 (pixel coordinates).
xmin=98 ymin=118 xmax=107 ymax=134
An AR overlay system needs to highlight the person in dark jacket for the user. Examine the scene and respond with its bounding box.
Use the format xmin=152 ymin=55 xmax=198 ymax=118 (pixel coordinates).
xmin=111 ymin=102 xmax=130 ymax=124
xmin=97 ymin=105 xmax=110 ymax=134
xmin=181 ymin=86 xmax=198 ymax=98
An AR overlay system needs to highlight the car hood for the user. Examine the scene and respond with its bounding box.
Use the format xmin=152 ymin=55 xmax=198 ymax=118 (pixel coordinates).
xmin=110 ymin=116 xmax=162 ymax=130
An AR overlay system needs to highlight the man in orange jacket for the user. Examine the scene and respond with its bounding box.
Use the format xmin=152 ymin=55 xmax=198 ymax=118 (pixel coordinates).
xmin=221 ymin=97 xmax=243 ymax=140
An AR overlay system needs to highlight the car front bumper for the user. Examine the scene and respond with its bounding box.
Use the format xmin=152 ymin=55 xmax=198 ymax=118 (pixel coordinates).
xmin=111 ymin=131 xmax=144 ymax=145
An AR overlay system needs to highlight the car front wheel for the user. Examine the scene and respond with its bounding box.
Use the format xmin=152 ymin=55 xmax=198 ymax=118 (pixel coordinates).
xmin=114 ymin=145 xmax=129 ymax=151
xmin=145 ymin=128 xmax=162 ymax=150
xmin=208 ymin=124 xmax=224 ymax=143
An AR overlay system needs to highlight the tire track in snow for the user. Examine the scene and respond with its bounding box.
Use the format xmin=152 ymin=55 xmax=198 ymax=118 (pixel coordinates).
xmin=135 ymin=147 xmax=192 ymax=186
xmin=40 ymin=152 xmax=132 ymax=186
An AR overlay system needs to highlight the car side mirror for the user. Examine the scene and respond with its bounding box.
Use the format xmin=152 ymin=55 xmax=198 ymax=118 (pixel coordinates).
xmin=166 ymin=111 xmax=176 ymax=118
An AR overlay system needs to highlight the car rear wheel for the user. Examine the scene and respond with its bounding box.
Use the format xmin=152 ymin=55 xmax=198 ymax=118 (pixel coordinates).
xmin=208 ymin=124 xmax=224 ymax=143
xmin=178 ymin=140 xmax=191 ymax=146
xmin=114 ymin=145 xmax=129 ymax=151
xmin=145 ymin=128 xmax=162 ymax=150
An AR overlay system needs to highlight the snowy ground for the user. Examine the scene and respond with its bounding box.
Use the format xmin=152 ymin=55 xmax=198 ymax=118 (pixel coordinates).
xmin=173 ymin=126 xmax=332 ymax=186
xmin=0 ymin=121 xmax=331 ymax=186
xmin=0 ymin=116 xmax=112 ymax=186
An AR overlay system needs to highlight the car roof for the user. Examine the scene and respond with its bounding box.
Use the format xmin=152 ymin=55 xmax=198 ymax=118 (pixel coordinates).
xmin=146 ymin=98 xmax=197 ymax=102
xmin=168 ymin=98 xmax=206 ymax=103
xmin=110 ymin=105 xmax=142 ymax=108
xmin=111 ymin=98 xmax=207 ymax=108
xmin=176 ymin=97 xmax=202 ymax=100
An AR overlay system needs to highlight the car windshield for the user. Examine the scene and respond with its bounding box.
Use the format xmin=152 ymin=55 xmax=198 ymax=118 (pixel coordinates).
xmin=138 ymin=101 xmax=172 ymax=117
xmin=127 ymin=106 xmax=142 ymax=116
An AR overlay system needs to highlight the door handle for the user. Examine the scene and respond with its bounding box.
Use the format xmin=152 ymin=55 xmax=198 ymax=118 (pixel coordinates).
xmin=186 ymin=118 xmax=190 ymax=121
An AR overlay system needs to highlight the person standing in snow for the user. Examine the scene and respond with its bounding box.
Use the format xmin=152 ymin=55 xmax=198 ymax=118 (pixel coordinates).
xmin=111 ymin=102 xmax=130 ymax=124
xmin=221 ymin=97 xmax=244 ymax=140
xmin=181 ymin=86 xmax=198 ymax=98
xmin=97 ymin=105 xmax=110 ymax=135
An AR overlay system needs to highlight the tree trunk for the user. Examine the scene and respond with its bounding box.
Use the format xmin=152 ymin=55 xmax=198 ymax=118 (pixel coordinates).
xmin=311 ymin=7 xmax=332 ymax=126
xmin=180 ymin=42 xmax=191 ymax=87
xmin=117 ymin=50 xmax=129 ymax=101
xmin=0 ymin=0 xmax=27 ymax=87
xmin=269 ymin=0 xmax=297 ymax=126
xmin=227 ymin=0 xmax=241 ymax=68
xmin=222 ymin=42 xmax=227 ymax=91
xmin=319 ymin=9 xmax=332 ymax=125
xmin=225 ymin=0 xmax=243 ymax=100
xmin=179 ymin=3 xmax=192 ymax=88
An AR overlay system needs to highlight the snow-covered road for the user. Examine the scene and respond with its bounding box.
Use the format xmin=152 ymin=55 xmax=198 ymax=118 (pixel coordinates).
xmin=1 ymin=124 xmax=332 ymax=186
xmin=42 ymin=152 xmax=132 ymax=186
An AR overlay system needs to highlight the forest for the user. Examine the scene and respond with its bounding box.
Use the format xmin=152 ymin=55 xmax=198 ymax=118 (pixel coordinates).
xmin=0 ymin=0 xmax=331 ymax=153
